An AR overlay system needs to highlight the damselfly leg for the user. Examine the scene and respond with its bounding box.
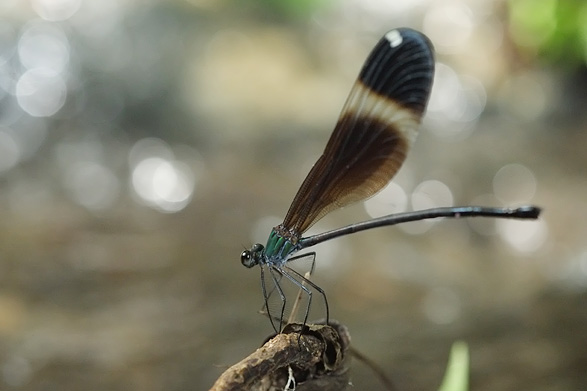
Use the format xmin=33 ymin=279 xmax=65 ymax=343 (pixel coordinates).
xmin=260 ymin=252 xmax=329 ymax=333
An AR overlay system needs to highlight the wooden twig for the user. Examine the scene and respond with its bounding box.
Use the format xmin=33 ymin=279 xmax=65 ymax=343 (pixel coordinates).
xmin=210 ymin=322 xmax=351 ymax=391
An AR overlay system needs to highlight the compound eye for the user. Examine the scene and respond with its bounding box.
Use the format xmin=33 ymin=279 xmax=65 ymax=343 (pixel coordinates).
xmin=241 ymin=250 xmax=252 ymax=267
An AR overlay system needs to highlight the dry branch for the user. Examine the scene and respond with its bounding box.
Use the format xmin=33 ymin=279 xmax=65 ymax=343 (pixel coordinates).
xmin=210 ymin=322 xmax=351 ymax=391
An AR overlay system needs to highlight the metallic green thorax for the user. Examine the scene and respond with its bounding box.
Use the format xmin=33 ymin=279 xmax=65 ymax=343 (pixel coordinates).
xmin=263 ymin=225 xmax=300 ymax=264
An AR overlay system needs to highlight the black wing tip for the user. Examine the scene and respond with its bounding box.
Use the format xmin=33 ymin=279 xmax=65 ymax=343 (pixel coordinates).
xmin=358 ymin=28 xmax=435 ymax=114
xmin=383 ymin=28 xmax=434 ymax=53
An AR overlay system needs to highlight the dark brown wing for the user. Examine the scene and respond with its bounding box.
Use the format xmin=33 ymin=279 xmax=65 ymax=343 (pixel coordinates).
xmin=282 ymin=28 xmax=435 ymax=234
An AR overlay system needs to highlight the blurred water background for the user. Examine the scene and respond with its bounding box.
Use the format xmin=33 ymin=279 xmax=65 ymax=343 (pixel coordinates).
xmin=0 ymin=0 xmax=586 ymax=390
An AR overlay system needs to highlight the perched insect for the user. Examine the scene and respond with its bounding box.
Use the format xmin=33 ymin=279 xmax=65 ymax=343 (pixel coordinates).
xmin=241 ymin=28 xmax=541 ymax=333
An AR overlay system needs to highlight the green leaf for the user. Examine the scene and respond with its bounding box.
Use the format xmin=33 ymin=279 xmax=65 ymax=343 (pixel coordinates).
xmin=438 ymin=341 xmax=469 ymax=391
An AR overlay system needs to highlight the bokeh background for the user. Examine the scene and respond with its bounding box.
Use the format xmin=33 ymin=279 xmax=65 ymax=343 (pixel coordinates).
xmin=0 ymin=0 xmax=586 ymax=390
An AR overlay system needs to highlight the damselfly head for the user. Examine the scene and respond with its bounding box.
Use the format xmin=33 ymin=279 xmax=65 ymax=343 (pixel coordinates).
xmin=241 ymin=243 xmax=264 ymax=268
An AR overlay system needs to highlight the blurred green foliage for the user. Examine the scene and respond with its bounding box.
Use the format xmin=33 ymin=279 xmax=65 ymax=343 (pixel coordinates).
xmin=233 ymin=0 xmax=328 ymax=19
xmin=438 ymin=341 xmax=469 ymax=391
xmin=509 ymin=0 xmax=587 ymax=68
